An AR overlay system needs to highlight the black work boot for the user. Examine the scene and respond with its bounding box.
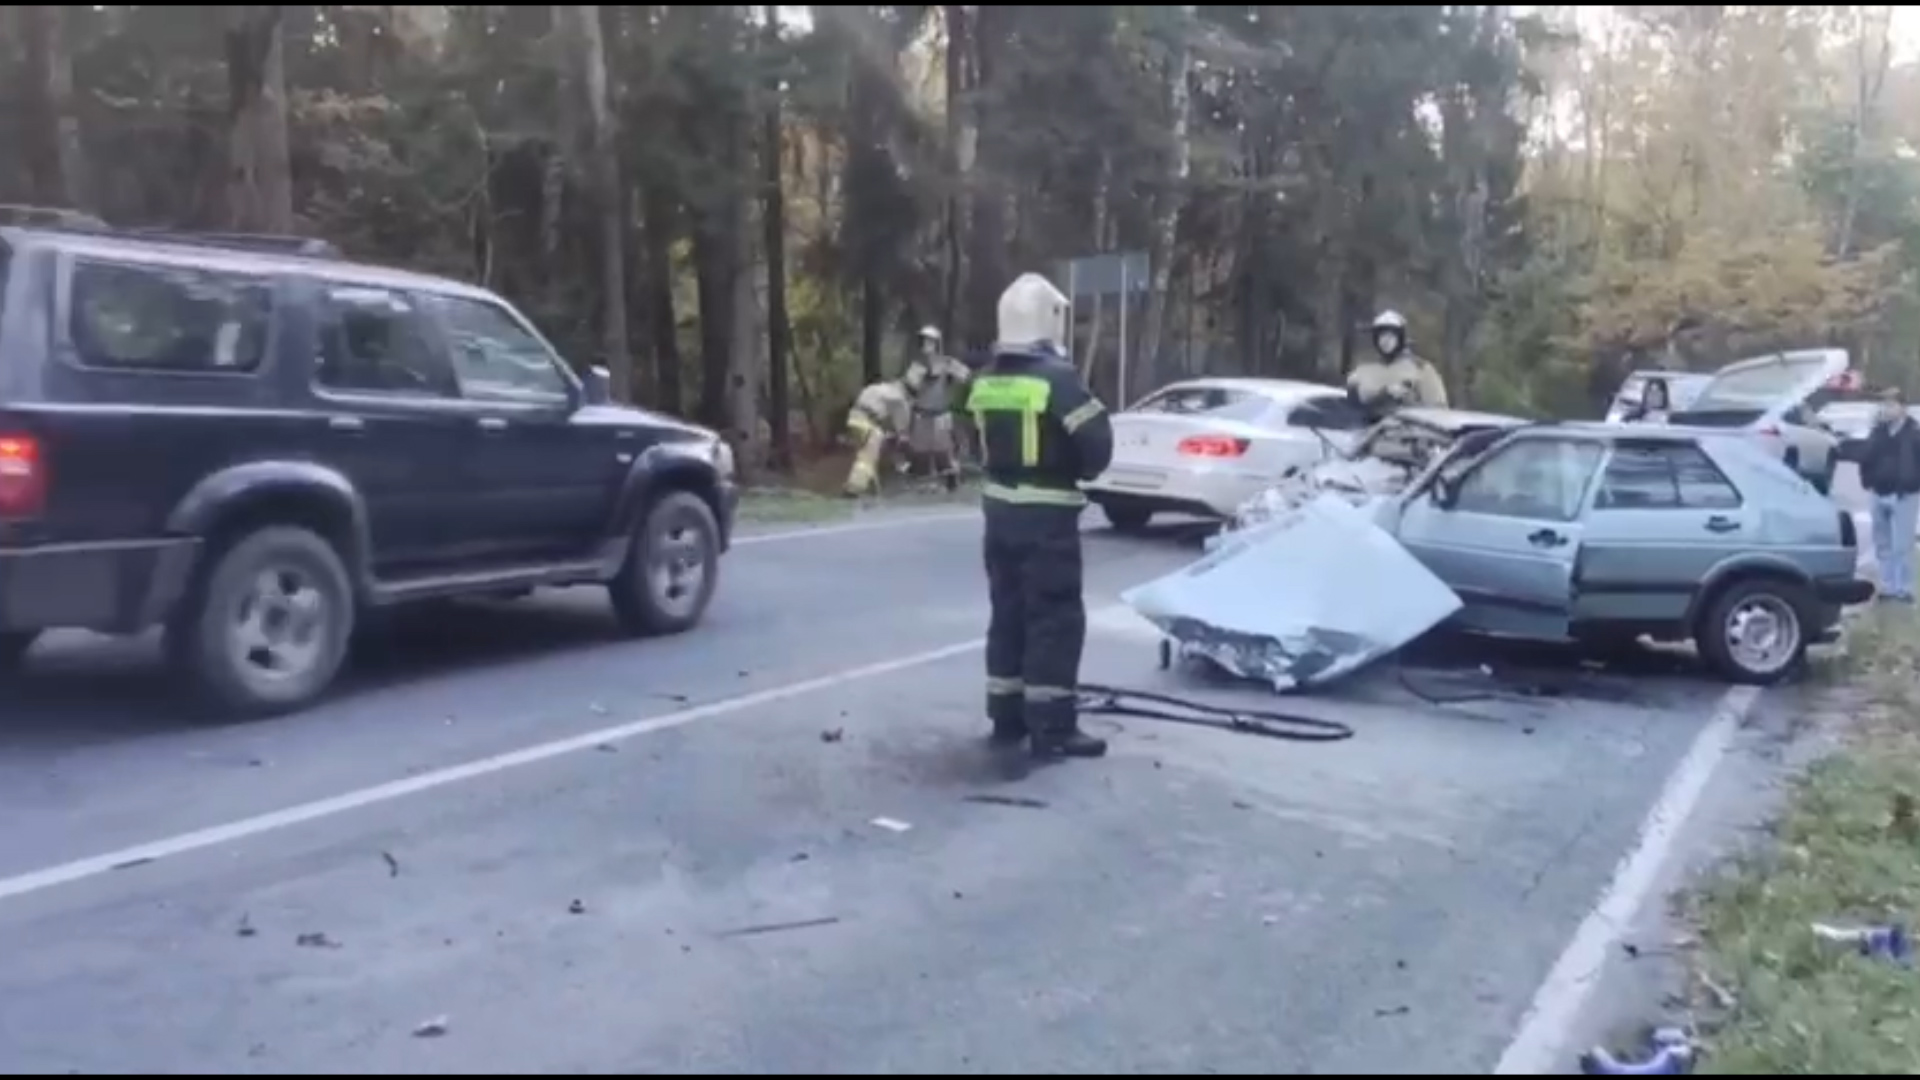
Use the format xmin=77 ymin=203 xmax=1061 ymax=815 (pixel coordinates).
xmin=1028 ymin=701 xmax=1106 ymax=761
xmin=987 ymin=692 xmax=1027 ymax=746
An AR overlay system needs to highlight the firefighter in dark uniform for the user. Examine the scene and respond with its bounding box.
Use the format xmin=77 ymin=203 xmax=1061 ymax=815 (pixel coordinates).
xmin=970 ymin=273 xmax=1115 ymax=760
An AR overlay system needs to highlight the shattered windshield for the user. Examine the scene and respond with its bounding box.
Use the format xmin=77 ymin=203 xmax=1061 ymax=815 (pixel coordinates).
xmin=1354 ymin=416 xmax=1461 ymax=468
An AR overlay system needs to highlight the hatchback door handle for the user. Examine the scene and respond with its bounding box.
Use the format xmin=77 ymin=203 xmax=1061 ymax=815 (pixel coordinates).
xmin=477 ymin=417 xmax=509 ymax=434
xmin=1528 ymin=528 xmax=1568 ymax=548
xmin=1706 ymin=515 xmax=1741 ymax=534
xmin=329 ymin=415 xmax=365 ymax=434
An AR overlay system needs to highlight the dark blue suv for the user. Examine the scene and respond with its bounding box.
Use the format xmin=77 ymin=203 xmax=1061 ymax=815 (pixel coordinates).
xmin=0 ymin=211 xmax=737 ymax=716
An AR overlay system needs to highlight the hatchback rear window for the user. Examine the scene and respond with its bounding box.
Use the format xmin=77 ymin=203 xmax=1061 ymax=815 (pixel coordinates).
xmin=68 ymin=258 xmax=273 ymax=373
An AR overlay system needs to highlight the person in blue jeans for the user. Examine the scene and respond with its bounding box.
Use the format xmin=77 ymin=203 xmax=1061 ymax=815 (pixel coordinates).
xmin=1861 ymin=389 xmax=1920 ymax=602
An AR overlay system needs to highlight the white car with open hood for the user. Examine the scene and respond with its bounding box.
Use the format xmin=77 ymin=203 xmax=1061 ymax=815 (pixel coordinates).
xmin=1082 ymin=377 xmax=1371 ymax=531
xmin=1667 ymin=348 xmax=1850 ymax=494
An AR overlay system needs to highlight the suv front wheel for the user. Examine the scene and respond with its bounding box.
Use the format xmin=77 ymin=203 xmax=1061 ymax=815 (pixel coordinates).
xmin=1698 ymin=577 xmax=1812 ymax=685
xmin=167 ymin=526 xmax=356 ymax=717
xmin=611 ymin=491 xmax=720 ymax=636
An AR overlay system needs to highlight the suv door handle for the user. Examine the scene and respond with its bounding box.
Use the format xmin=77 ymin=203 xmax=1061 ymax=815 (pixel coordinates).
xmin=477 ymin=417 xmax=509 ymax=434
xmin=1528 ymin=528 xmax=1568 ymax=548
xmin=329 ymin=415 xmax=365 ymax=434
xmin=1706 ymin=515 xmax=1741 ymax=534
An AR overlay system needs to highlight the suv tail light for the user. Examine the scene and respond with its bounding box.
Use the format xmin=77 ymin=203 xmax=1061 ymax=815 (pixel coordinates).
xmin=1177 ymin=435 xmax=1250 ymax=458
xmin=0 ymin=434 xmax=46 ymax=519
xmin=1840 ymin=510 xmax=1858 ymax=548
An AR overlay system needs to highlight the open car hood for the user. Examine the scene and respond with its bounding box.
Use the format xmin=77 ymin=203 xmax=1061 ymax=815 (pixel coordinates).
xmin=1683 ymin=348 xmax=1850 ymax=422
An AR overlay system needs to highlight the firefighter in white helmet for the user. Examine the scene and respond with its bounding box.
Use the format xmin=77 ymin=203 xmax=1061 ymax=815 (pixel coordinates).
xmin=1346 ymin=309 xmax=1449 ymax=418
xmin=841 ymin=377 xmax=913 ymax=498
xmin=902 ymin=325 xmax=972 ymax=492
xmin=971 ymin=273 xmax=1114 ymax=760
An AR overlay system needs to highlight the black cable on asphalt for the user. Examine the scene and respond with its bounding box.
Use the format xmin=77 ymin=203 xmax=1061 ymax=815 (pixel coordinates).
xmin=1074 ymin=683 xmax=1355 ymax=743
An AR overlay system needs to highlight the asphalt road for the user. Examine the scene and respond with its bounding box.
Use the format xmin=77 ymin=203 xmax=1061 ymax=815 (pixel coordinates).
xmin=0 ymin=504 xmax=1797 ymax=1074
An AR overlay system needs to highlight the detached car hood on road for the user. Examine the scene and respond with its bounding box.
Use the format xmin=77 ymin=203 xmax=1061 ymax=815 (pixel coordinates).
xmin=1125 ymin=495 xmax=1463 ymax=692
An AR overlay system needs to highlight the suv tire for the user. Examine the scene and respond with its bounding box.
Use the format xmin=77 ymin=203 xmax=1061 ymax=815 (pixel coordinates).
xmin=611 ymin=491 xmax=720 ymax=637
xmin=0 ymin=630 xmax=38 ymax=673
xmin=167 ymin=526 xmax=356 ymax=717
xmin=1698 ymin=577 xmax=1812 ymax=685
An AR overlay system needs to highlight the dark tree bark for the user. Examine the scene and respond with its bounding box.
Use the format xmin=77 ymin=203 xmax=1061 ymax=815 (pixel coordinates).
xmin=224 ymin=5 xmax=294 ymax=233
xmin=761 ymin=6 xmax=794 ymax=470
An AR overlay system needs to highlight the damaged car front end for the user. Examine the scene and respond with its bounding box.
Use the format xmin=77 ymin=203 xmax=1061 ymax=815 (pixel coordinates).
xmin=1129 ymin=420 xmax=1874 ymax=692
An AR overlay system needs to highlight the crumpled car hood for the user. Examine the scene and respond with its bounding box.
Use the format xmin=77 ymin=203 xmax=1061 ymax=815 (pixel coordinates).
xmin=1123 ymin=495 xmax=1463 ymax=693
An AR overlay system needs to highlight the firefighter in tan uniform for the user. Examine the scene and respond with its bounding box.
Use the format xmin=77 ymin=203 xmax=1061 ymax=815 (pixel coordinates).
xmin=841 ymin=378 xmax=914 ymax=497
xmin=1346 ymin=310 xmax=1448 ymax=419
xmin=902 ymin=326 xmax=972 ymax=492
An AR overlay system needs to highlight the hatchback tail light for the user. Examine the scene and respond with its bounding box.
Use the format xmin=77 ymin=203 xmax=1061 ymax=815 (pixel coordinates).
xmin=0 ymin=434 xmax=46 ymax=520
xmin=1176 ymin=435 xmax=1250 ymax=458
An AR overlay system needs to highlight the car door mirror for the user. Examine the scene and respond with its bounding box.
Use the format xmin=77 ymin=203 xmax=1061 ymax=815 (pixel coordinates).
xmin=582 ymin=365 xmax=613 ymax=407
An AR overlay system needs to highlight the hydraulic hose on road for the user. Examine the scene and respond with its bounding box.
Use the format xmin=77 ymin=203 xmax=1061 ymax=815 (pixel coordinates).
xmin=1075 ymin=684 xmax=1355 ymax=743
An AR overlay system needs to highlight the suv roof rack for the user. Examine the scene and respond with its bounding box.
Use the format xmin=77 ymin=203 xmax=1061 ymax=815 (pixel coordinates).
xmin=0 ymin=204 xmax=109 ymax=229
xmin=119 ymin=228 xmax=344 ymax=259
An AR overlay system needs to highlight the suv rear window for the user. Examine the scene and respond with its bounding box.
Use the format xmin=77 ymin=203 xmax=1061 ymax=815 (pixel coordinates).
xmin=69 ymin=259 xmax=273 ymax=373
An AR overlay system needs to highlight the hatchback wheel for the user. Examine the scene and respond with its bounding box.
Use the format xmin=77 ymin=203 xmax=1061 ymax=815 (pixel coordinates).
xmin=167 ymin=527 xmax=355 ymax=717
xmin=1698 ymin=578 xmax=1812 ymax=685
xmin=611 ymin=491 xmax=720 ymax=636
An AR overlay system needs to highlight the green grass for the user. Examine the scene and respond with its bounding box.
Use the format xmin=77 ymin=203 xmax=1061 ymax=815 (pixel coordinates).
xmin=1691 ymin=605 xmax=1920 ymax=1074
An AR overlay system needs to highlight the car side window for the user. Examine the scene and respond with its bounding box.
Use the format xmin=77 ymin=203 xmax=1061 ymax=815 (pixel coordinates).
xmin=69 ymin=258 xmax=273 ymax=373
xmin=1596 ymin=443 xmax=1742 ymax=510
xmin=315 ymin=286 xmax=457 ymax=397
xmin=425 ymin=293 xmax=573 ymax=406
xmin=1290 ymin=397 xmax=1369 ymax=431
xmin=1671 ymin=445 xmax=1743 ymax=509
xmin=1452 ymin=438 xmax=1604 ymax=522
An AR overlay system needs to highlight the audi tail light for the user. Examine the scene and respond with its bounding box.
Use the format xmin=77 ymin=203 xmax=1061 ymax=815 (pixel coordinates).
xmin=1176 ymin=435 xmax=1250 ymax=458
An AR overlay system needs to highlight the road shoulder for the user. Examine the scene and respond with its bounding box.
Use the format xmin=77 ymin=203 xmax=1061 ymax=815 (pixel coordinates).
xmin=1567 ymin=610 xmax=1920 ymax=1075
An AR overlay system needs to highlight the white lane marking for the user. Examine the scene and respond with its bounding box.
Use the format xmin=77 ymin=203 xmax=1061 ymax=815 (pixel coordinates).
xmin=733 ymin=512 xmax=977 ymax=547
xmin=0 ymin=599 xmax=1126 ymax=905
xmin=0 ymin=637 xmax=984 ymax=905
xmin=1494 ymin=684 xmax=1760 ymax=1076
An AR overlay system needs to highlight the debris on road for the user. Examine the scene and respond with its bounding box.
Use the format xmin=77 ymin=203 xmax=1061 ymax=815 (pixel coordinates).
xmin=820 ymin=727 xmax=846 ymax=744
xmin=296 ymin=932 xmax=342 ymax=950
xmin=595 ymin=742 xmax=618 ymax=754
xmin=1697 ymin=971 xmax=1738 ymax=1012
xmin=1580 ymin=1027 xmax=1696 ymax=1076
xmin=1374 ymin=1005 xmax=1411 ymax=1019
xmin=1124 ymin=495 xmax=1461 ymax=692
xmin=870 ymin=817 xmax=912 ymax=833
xmin=568 ymin=899 xmax=587 ymax=915
xmin=1812 ymin=921 xmax=1912 ymax=965
xmin=412 ymin=1016 xmax=450 ymax=1039
xmin=236 ymin=914 xmax=257 ymax=939
xmin=718 ymin=916 xmax=842 ymax=939
xmin=382 ymin=851 xmax=401 ymax=878
xmin=111 ymin=856 xmax=156 ymax=872
xmin=962 ymin=793 xmax=1048 ymax=810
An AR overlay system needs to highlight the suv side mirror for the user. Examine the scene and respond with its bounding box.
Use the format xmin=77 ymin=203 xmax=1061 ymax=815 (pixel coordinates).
xmin=583 ymin=365 xmax=613 ymax=407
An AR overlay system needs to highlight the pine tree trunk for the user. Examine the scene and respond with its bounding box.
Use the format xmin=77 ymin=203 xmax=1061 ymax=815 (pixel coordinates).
xmin=568 ymin=5 xmax=633 ymax=398
xmin=761 ymin=5 xmax=794 ymax=472
xmin=20 ymin=5 xmax=90 ymax=210
xmin=224 ymin=5 xmax=294 ymax=233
